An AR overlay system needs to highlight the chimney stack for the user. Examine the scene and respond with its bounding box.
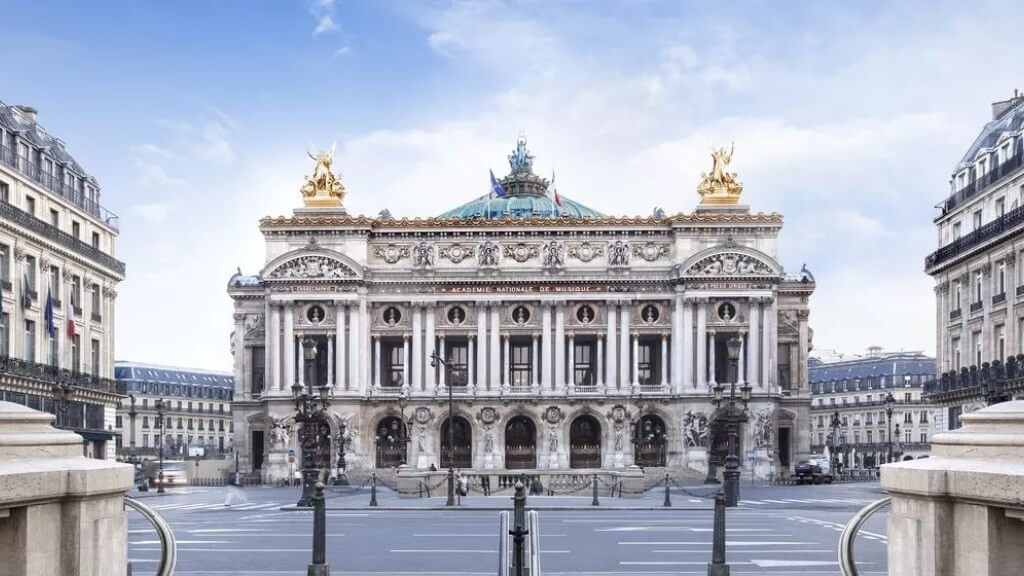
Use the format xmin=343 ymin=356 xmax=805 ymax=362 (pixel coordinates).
xmin=991 ymin=90 xmax=1024 ymax=121
xmin=13 ymin=105 xmax=37 ymax=123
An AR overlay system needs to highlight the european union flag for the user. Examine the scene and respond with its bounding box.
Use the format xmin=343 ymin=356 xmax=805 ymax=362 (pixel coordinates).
xmin=44 ymin=289 xmax=56 ymax=338
xmin=489 ymin=169 xmax=506 ymax=198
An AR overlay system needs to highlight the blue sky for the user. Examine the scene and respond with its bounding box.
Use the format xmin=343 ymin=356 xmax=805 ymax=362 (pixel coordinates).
xmin=1 ymin=0 xmax=1020 ymax=370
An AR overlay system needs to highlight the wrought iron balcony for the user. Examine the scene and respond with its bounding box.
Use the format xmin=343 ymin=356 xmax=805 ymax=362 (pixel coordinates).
xmin=1017 ymin=284 xmax=1024 ymax=297
xmin=0 ymin=200 xmax=125 ymax=275
xmin=949 ymin=308 xmax=962 ymax=320
xmin=970 ymin=300 xmax=984 ymax=313
xmin=938 ymin=146 xmax=1024 ymax=216
xmin=926 ymin=203 xmax=1024 ymax=272
xmin=0 ymin=145 xmax=119 ymax=231
xmin=926 ymin=356 xmax=1024 ymax=404
xmin=993 ymin=292 xmax=1006 ymax=305
xmin=0 ymin=355 xmax=124 ymax=395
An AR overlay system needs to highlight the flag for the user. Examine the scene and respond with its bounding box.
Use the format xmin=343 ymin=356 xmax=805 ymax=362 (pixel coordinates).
xmin=67 ymin=313 xmax=77 ymax=339
xmin=489 ymin=169 xmax=506 ymax=198
xmin=44 ymin=289 xmax=55 ymax=338
xmin=550 ymin=169 xmax=562 ymax=207
xmin=21 ymin=270 xmax=31 ymax=310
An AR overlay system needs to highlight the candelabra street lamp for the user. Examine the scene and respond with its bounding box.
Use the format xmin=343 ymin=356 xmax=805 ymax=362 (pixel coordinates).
xmin=429 ymin=350 xmax=456 ymax=507
xmin=884 ymin=392 xmax=895 ymax=464
xmin=829 ymin=410 xmax=840 ymax=472
xmin=293 ymin=337 xmax=333 ymax=508
xmin=894 ymin=423 xmax=902 ymax=462
xmin=155 ymin=398 xmax=167 ymax=493
xmin=710 ymin=336 xmax=750 ymax=508
xmin=333 ymin=419 xmax=348 ymax=486
xmin=51 ymin=377 xmax=74 ymax=430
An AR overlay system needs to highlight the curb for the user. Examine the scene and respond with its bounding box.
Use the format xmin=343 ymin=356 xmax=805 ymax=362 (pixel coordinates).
xmin=279 ymin=505 xmax=714 ymax=512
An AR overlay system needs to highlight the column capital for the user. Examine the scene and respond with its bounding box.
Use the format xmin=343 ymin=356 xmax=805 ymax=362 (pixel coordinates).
xmin=631 ymin=332 xmax=639 ymax=340
xmin=402 ymin=334 xmax=410 ymax=341
xmin=708 ymin=329 xmax=717 ymax=336
xmin=660 ymin=332 xmax=669 ymax=340
xmin=327 ymin=333 xmax=334 ymax=340
xmin=738 ymin=329 xmax=747 ymax=336
xmin=567 ymin=331 xmax=576 ymax=340
xmin=468 ymin=334 xmax=475 ymax=340
xmin=532 ymin=332 xmax=540 ymax=340
xmin=503 ymin=333 xmax=510 ymax=341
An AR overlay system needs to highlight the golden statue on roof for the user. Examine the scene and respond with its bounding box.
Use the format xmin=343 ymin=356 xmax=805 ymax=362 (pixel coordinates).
xmin=698 ymin=142 xmax=743 ymax=205
xmin=301 ymin=144 xmax=346 ymax=208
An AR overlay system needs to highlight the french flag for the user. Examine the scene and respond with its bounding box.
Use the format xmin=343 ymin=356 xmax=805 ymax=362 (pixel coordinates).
xmin=550 ymin=170 xmax=562 ymax=207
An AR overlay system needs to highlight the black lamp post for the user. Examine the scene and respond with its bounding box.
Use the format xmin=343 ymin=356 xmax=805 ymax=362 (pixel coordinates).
xmin=128 ymin=394 xmax=138 ymax=457
xmin=884 ymin=392 xmax=895 ymax=464
xmin=51 ymin=378 xmax=74 ymax=430
xmin=829 ymin=410 xmax=840 ymax=472
xmin=155 ymin=398 xmax=167 ymax=493
xmin=333 ymin=419 xmax=348 ymax=486
xmin=894 ymin=423 xmax=902 ymax=461
xmin=293 ymin=336 xmax=332 ymax=508
xmin=398 ymin=393 xmax=411 ymax=466
xmin=710 ymin=336 xmax=749 ymax=508
xmin=429 ymin=350 xmax=456 ymax=507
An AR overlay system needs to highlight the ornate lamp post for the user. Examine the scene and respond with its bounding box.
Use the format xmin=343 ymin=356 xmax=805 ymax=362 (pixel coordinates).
xmin=894 ymin=423 xmax=902 ymax=461
xmin=155 ymin=398 xmax=167 ymax=493
xmin=398 ymin=393 xmax=411 ymax=466
xmin=829 ymin=410 xmax=840 ymax=471
xmin=293 ymin=337 xmax=332 ymax=508
xmin=429 ymin=350 xmax=456 ymax=507
xmin=884 ymin=392 xmax=895 ymax=464
xmin=127 ymin=394 xmax=138 ymax=458
xmin=333 ymin=419 xmax=348 ymax=486
xmin=710 ymin=336 xmax=750 ymax=508
xmin=51 ymin=377 xmax=74 ymax=430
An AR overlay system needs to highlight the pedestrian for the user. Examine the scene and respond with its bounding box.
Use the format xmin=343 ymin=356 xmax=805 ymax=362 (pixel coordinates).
xmin=481 ymin=474 xmax=491 ymax=496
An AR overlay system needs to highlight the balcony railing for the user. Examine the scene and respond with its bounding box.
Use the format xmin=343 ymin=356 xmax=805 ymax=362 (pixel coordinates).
xmin=949 ymin=308 xmax=962 ymax=320
xmin=0 ymin=145 xmax=120 ymax=231
xmin=925 ymin=355 xmax=1024 ymax=403
xmin=0 ymin=200 xmax=126 ymax=275
xmin=1018 ymin=285 xmax=1024 ymax=297
xmin=0 ymin=355 xmax=124 ymax=395
xmin=970 ymin=300 xmax=984 ymax=313
xmin=926 ymin=203 xmax=1024 ymax=271
xmin=938 ymin=145 xmax=1024 ymax=216
xmin=993 ymin=292 xmax=1006 ymax=305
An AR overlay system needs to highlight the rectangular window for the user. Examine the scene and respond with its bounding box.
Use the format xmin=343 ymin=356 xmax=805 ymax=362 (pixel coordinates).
xmin=637 ymin=338 xmax=659 ymax=386
xmin=444 ymin=340 xmax=469 ymax=386
xmin=920 ymin=411 xmax=929 ymax=424
xmin=48 ymin=333 xmax=57 ymax=365
xmin=973 ymin=210 xmax=982 ymax=230
xmin=996 ymin=197 xmax=1006 ymax=218
xmin=510 ymin=339 xmax=532 ymax=388
xmin=24 ymin=320 xmax=35 ymax=362
xmin=975 ymin=271 xmax=983 ymax=303
xmin=952 ymin=337 xmax=961 ymax=370
xmin=90 ymin=284 xmax=100 ymax=320
xmin=953 ymin=280 xmax=961 ymax=310
xmin=0 ymin=244 xmax=8 ymax=285
xmin=251 ymin=346 xmax=265 ymax=395
xmin=573 ymin=340 xmax=595 ymax=387
xmin=0 ymin=181 xmax=8 ymax=203
xmin=997 ymin=324 xmax=1006 ymax=361
xmin=999 ymin=262 xmax=1006 ymax=295
xmin=905 ymin=392 xmax=912 ymax=402
xmin=879 ymin=430 xmax=886 ymax=443
xmin=952 ymin=221 xmax=961 ymax=240
xmin=71 ymin=275 xmax=81 ymax=312
xmin=905 ymin=429 xmax=912 ymax=443
xmin=974 ymin=331 xmax=983 ymax=366
xmin=24 ymin=256 xmax=36 ymax=294
xmin=866 ymin=430 xmax=873 ymax=444
xmin=383 ymin=341 xmax=404 ymax=387
xmin=25 ymin=195 xmax=34 ymax=216
xmin=72 ymin=221 xmax=80 ymax=239
xmin=71 ymin=334 xmax=80 ymax=372
xmin=142 ymin=416 xmax=149 ymax=429
xmin=920 ymin=432 xmax=928 ymax=444
xmin=142 ymin=434 xmax=149 ymax=448
xmin=904 ymin=412 xmax=912 ymax=424
xmin=90 ymin=339 xmax=99 ymax=375
xmin=949 ymin=406 xmax=963 ymax=430
xmin=91 ymin=232 xmax=99 ymax=250
xmin=49 ymin=209 xmax=58 ymax=228
xmin=0 ymin=312 xmax=8 ymax=356
xmin=818 ymin=433 xmax=824 ymax=445
xmin=777 ymin=343 xmax=791 ymax=389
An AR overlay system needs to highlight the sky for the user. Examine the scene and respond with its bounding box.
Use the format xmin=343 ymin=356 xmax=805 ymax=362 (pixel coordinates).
xmin=1 ymin=0 xmax=1020 ymax=371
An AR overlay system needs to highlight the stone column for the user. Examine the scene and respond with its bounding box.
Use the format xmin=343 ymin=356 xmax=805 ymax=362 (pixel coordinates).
xmin=555 ymin=303 xmax=566 ymax=392
xmin=283 ymin=303 xmax=295 ymax=389
xmin=373 ymin=336 xmax=382 ymax=389
xmin=748 ymin=298 xmax=760 ymax=388
xmin=606 ymin=301 xmax=618 ymax=390
xmin=567 ymin=333 xmax=576 ymax=391
xmin=797 ymin=310 xmax=809 ymax=394
xmin=467 ymin=335 xmax=476 ymax=393
xmin=412 ymin=304 xmax=423 ymax=392
xmin=296 ymin=336 xmax=304 ymax=389
xmin=631 ymin=332 xmax=640 ymax=390
xmin=770 ymin=297 xmax=779 ymax=388
xmin=476 ymin=304 xmax=487 ymax=389
xmin=335 ymin=303 xmax=346 ymax=389
xmin=541 ymin=303 xmax=552 ymax=391
xmin=531 ymin=333 xmax=540 ymax=391
xmin=738 ymin=330 xmax=746 ymax=385
xmin=619 ymin=303 xmax=631 ymax=388
xmin=696 ymin=298 xmax=707 ymax=390
xmin=708 ymin=329 xmax=717 ymax=387
xmin=660 ymin=333 xmax=668 ymax=389
xmin=671 ymin=294 xmax=683 ymax=392
xmin=326 ymin=335 xmax=334 ymax=391
xmin=402 ymin=335 xmax=410 ymax=392
xmin=349 ymin=304 xmax=360 ymax=393
xmin=682 ymin=298 xmax=694 ymax=389
xmin=264 ymin=300 xmax=274 ymax=392
xmin=762 ymin=297 xmax=772 ymax=390
xmin=490 ymin=306 xmax=501 ymax=390
xmin=359 ymin=298 xmax=369 ymax=391
xmin=502 ymin=334 xmax=511 ymax=390
xmin=438 ymin=334 xmax=446 ymax=390
xmin=425 ymin=304 xmax=436 ymax=393
xmin=596 ymin=333 xmax=605 ymax=390
xmin=1007 ymin=262 xmax=1017 ymax=356
xmin=270 ymin=304 xmax=281 ymax=391
xmin=232 ymin=312 xmax=245 ymax=396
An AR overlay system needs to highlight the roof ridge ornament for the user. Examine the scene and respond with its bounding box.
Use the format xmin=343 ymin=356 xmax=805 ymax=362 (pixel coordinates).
xmin=301 ymin=144 xmax=347 ymax=209
xmin=698 ymin=142 xmax=744 ymax=205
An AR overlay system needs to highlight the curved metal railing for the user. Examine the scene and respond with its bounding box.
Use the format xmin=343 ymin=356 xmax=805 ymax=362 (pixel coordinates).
xmin=125 ymin=496 xmax=177 ymax=576
xmin=838 ymin=497 xmax=891 ymax=576
xmin=527 ymin=510 xmax=541 ymax=575
xmin=497 ymin=511 xmax=510 ymax=576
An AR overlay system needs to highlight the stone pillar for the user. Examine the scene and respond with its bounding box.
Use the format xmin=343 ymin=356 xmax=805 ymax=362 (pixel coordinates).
xmin=738 ymin=330 xmax=746 ymax=385
xmin=490 ymin=306 xmax=501 ymax=391
xmin=326 ymin=335 xmax=334 ymax=392
xmin=283 ymin=303 xmax=295 ymax=389
xmin=359 ymin=297 xmax=369 ymax=392
xmin=770 ymin=297 xmax=779 ymax=388
xmin=476 ymin=304 xmax=487 ymax=389
xmin=233 ymin=313 xmax=245 ymax=396
xmin=748 ymin=298 xmax=760 ymax=388
xmin=619 ymin=303 xmax=631 ymax=389
xmin=335 ymin=303 xmax=346 ymax=389
xmin=797 ymin=310 xmax=809 ymax=394
xmin=348 ymin=304 xmax=360 ymax=394
xmin=567 ymin=333 xmax=576 ymax=391
xmin=671 ymin=294 xmax=683 ymax=392
xmin=762 ymin=297 xmax=772 ymax=390
xmin=437 ymin=334 xmax=446 ymax=390
xmin=696 ymin=298 xmax=707 ymax=390
xmin=531 ymin=333 xmax=540 ymax=392
xmin=296 ymin=336 xmax=304 ymax=389
xmin=502 ymin=334 xmax=511 ymax=392
xmin=265 ymin=301 xmax=275 ymax=392
xmin=1007 ymin=262 xmax=1017 ymax=356
xmin=708 ymin=329 xmax=717 ymax=387
xmin=412 ymin=304 xmax=423 ymax=392
xmin=467 ymin=335 xmax=476 ymax=392
xmin=596 ymin=333 xmax=605 ymax=390
xmin=660 ymin=333 xmax=668 ymax=389
xmin=606 ymin=301 xmax=618 ymax=390
xmin=425 ymin=304 xmax=436 ymax=393
xmin=541 ymin=303 xmax=552 ymax=391
xmin=401 ymin=335 xmax=410 ymax=392
xmin=373 ymin=336 xmax=382 ymax=389
xmin=555 ymin=303 xmax=566 ymax=392
xmin=631 ymin=333 xmax=640 ymax=390
xmin=682 ymin=298 xmax=694 ymax=389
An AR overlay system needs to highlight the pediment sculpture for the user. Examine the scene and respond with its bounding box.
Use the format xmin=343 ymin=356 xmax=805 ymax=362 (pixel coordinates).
xmin=685 ymin=252 xmax=775 ymax=277
xmin=267 ymin=255 xmax=357 ymax=280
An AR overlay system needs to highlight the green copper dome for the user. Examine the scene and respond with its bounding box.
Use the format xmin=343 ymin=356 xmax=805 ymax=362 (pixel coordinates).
xmin=439 ymin=137 xmax=605 ymax=220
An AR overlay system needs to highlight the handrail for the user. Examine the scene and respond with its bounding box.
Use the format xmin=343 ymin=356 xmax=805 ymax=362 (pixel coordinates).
xmin=124 ymin=495 xmax=177 ymax=576
xmin=838 ymin=496 xmax=890 ymax=576
xmin=527 ymin=510 xmax=541 ymax=575
xmin=497 ymin=510 xmax=510 ymax=576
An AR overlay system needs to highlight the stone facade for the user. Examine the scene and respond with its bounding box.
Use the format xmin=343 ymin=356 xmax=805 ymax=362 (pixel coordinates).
xmin=227 ymin=139 xmax=815 ymax=483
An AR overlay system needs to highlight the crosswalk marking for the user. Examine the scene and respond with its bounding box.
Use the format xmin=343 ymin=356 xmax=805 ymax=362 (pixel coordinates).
xmin=149 ymin=501 xmax=285 ymax=512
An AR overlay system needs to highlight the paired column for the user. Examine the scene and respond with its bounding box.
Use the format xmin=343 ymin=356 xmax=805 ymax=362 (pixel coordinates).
xmin=335 ymin=303 xmax=346 ymax=389
xmin=264 ymin=301 xmax=275 ymax=392
xmin=660 ymin=333 xmax=668 ymax=388
xmin=373 ymin=336 xmax=382 ymax=389
xmin=476 ymin=304 xmax=487 ymax=389
xmin=402 ymin=335 xmax=410 ymax=391
xmin=412 ymin=304 xmax=423 ymax=391
xmin=798 ymin=310 xmax=809 ymax=393
xmin=596 ymin=334 xmax=604 ymax=390
xmin=761 ymin=297 xmax=772 ymax=389
xmin=707 ymin=329 xmax=717 ymax=387
xmin=605 ymin=301 xmax=617 ymax=390
xmin=489 ymin=306 xmax=501 ymax=390
xmin=770 ymin=298 xmax=778 ymax=388
xmin=671 ymin=295 xmax=683 ymax=392
xmin=541 ymin=304 xmax=552 ymax=391
xmin=467 ymin=336 xmax=476 ymax=391
xmin=682 ymin=298 xmax=694 ymax=389
xmin=554 ymin=303 xmax=566 ymax=392
xmin=296 ymin=336 xmax=304 ymax=388
xmin=326 ymin=335 xmax=334 ymax=391
xmin=425 ymin=304 xmax=436 ymax=393
xmin=359 ymin=298 xmax=369 ymax=391
xmin=531 ymin=334 xmax=540 ymax=391
xmin=438 ymin=335 xmax=446 ymax=390
xmin=747 ymin=299 xmax=760 ymax=388
xmin=348 ymin=304 xmax=360 ymax=393
xmin=738 ymin=330 xmax=746 ymax=385
xmin=567 ymin=333 xmax=576 ymax=391
xmin=631 ymin=333 xmax=639 ymax=390
xmin=502 ymin=335 xmax=511 ymax=390
xmin=619 ymin=303 xmax=631 ymax=388
xmin=696 ymin=299 xmax=707 ymax=390
xmin=283 ymin=303 xmax=295 ymax=389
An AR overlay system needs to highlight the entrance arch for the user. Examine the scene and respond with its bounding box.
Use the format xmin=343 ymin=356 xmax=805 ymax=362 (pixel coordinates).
xmin=440 ymin=416 xmax=472 ymax=468
xmin=569 ymin=415 xmax=602 ymax=469
xmin=504 ymin=416 xmax=536 ymax=469
xmin=375 ymin=416 xmax=407 ymax=469
xmin=635 ymin=414 xmax=667 ymax=467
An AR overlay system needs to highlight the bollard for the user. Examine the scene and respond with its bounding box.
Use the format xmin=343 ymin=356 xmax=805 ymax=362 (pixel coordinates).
xmin=591 ymin=474 xmax=599 ymax=506
xmin=510 ymin=481 xmax=528 ymax=576
xmin=369 ymin=472 xmax=378 ymax=507
xmin=706 ymin=490 xmax=729 ymax=576
xmin=308 ymin=482 xmax=330 ymax=576
xmin=663 ymin=473 xmax=672 ymax=507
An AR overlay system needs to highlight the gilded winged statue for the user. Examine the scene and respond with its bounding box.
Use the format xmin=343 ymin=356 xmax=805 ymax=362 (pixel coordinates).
xmin=697 ymin=142 xmax=743 ymax=203
xmin=301 ymin=144 xmax=346 ymax=204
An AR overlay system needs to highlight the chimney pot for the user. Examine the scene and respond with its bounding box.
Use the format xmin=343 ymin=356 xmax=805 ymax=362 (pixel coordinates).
xmin=14 ymin=105 xmax=38 ymax=123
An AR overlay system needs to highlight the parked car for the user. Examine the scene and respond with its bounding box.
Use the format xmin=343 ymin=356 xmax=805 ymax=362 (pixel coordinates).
xmin=794 ymin=457 xmax=833 ymax=484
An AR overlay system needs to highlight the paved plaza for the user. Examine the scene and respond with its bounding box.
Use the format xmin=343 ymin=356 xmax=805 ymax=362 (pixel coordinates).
xmin=126 ymin=482 xmax=888 ymax=576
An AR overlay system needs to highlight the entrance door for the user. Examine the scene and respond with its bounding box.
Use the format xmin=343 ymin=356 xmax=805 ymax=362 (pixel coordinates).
xmin=635 ymin=414 xmax=667 ymax=467
xmin=440 ymin=416 xmax=472 ymax=468
xmin=569 ymin=415 xmax=601 ymax=469
xmin=504 ymin=416 xmax=536 ymax=469
xmin=777 ymin=427 xmax=791 ymax=468
xmin=376 ymin=417 xmax=407 ymax=468
xmin=252 ymin=431 xmax=264 ymax=470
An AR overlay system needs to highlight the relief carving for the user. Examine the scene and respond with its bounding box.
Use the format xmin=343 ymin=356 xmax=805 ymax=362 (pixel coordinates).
xmin=685 ymin=252 xmax=774 ymax=277
xmin=373 ymin=244 xmax=411 ymax=264
xmin=267 ymin=256 xmax=357 ymax=279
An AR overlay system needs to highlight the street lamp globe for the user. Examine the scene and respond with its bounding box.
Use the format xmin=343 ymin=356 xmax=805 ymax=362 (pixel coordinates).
xmin=726 ymin=336 xmax=742 ymax=361
xmin=302 ymin=337 xmax=318 ymax=361
xmin=713 ymin=384 xmax=724 ymax=403
xmin=740 ymin=384 xmax=752 ymax=403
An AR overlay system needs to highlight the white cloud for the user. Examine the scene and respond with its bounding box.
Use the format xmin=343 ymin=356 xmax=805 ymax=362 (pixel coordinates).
xmin=309 ymin=0 xmax=338 ymax=36
xmin=130 ymin=203 xmax=171 ymax=222
xmin=334 ymin=45 xmax=352 ymax=58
